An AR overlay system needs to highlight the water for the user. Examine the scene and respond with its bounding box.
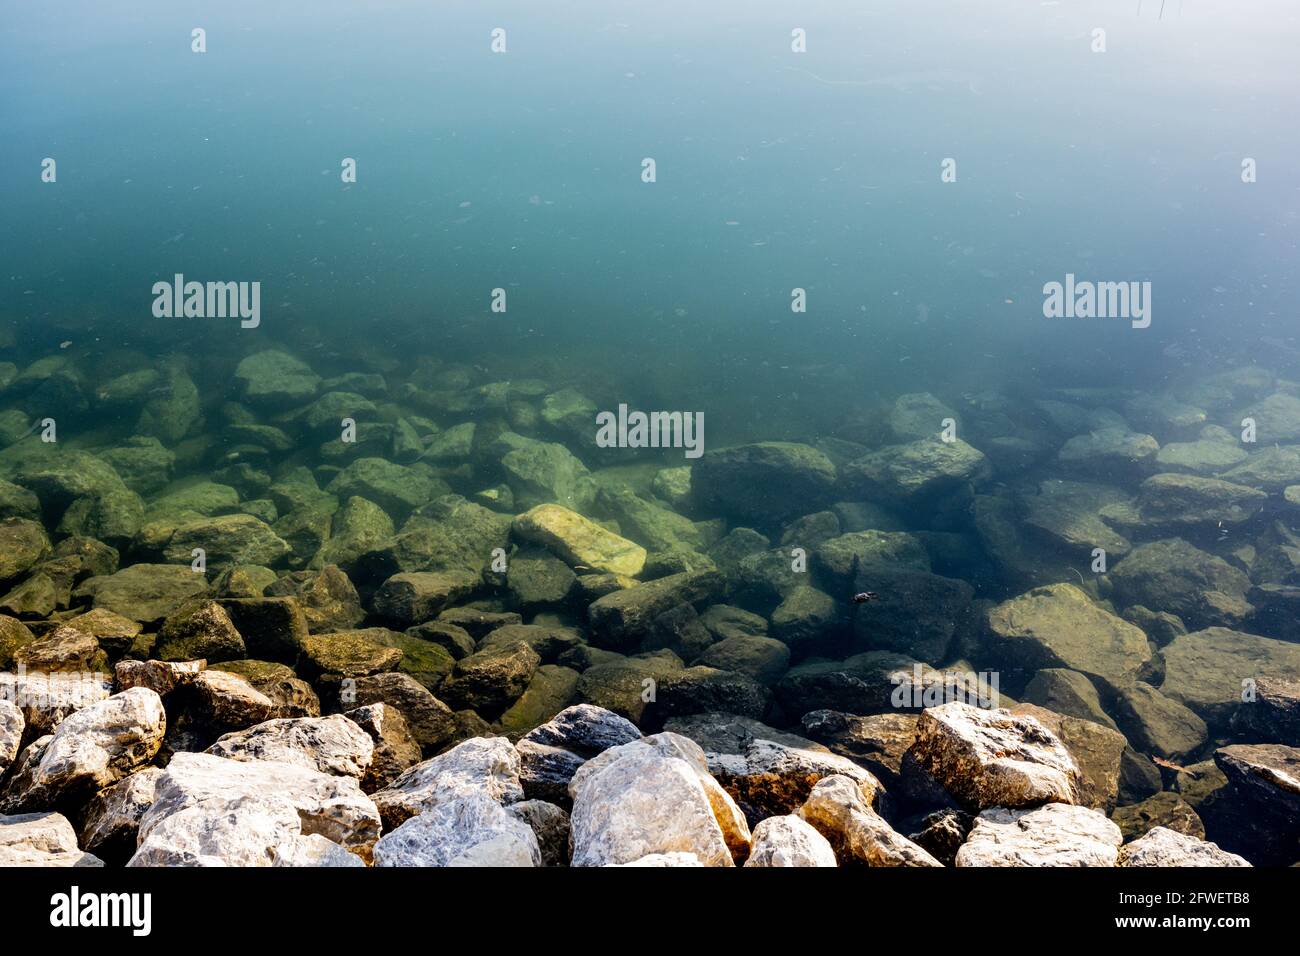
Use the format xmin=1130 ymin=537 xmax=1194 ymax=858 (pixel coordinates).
xmin=1 ymin=0 xmax=1299 ymax=866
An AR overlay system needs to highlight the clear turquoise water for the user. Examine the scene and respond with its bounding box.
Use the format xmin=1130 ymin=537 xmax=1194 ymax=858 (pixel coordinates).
xmin=3 ymin=0 xmax=1297 ymax=411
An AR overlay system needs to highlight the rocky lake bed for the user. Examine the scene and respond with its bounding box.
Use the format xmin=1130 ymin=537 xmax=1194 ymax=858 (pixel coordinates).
xmin=1 ymin=346 xmax=1299 ymax=867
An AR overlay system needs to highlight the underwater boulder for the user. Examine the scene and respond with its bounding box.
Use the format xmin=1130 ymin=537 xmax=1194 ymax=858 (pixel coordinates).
xmin=233 ymin=349 xmax=321 ymax=408
xmin=693 ymin=442 xmax=836 ymax=526
xmin=842 ymin=438 xmax=988 ymax=505
xmin=1109 ymin=538 xmax=1253 ymax=629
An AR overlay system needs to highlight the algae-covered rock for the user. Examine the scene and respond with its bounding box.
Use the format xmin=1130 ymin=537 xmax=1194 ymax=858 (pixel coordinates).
xmin=0 ymin=518 xmax=51 ymax=583
xmin=843 ymin=438 xmax=988 ymax=504
xmin=163 ymin=513 xmax=291 ymax=568
xmin=1161 ymin=627 xmax=1300 ymax=727
xmin=75 ymin=564 xmax=209 ymax=624
xmin=326 ymin=458 xmax=447 ymax=521
xmin=694 ymin=442 xmax=837 ymax=524
xmin=1109 ymin=538 xmax=1253 ymax=629
xmin=233 ymin=350 xmax=321 ymax=408
xmin=986 ymin=583 xmax=1151 ymax=691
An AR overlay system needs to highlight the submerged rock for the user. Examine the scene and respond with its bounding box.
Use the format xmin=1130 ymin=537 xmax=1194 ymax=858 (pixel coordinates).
xmin=843 ymin=438 xmax=988 ymax=504
xmin=986 ymin=583 xmax=1151 ymax=691
xmin=1109 ymin=538 xmax=1253 ymax=629
xmin=693 ymin=442 xmax=837 ymax=524
xmin=513 ymin=503 xmax=647 ymax=576
xmin=1160 ymin=627 xmax=1300 ymax=727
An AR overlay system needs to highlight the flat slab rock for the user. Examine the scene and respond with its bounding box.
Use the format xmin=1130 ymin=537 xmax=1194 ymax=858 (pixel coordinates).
xmin=1118 ymin=826 xmax=1250 ymax=867
xmin=956 ymin=803 xmax=1123 ymax=867
xmin=911 ymin=701 xmax=1081 ymax=810
xmin=205 ymin=714 xmax=375 ymax=780
xmin=129 ymin=751 xmax=379 ymax=866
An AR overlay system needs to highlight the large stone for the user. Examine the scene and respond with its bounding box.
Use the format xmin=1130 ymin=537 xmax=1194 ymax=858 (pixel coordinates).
xmin=78 ymin=767 xmax=164 ymax=859
xmin=1010 ymin=703 xmax=1126 ymax=811
xmin=1057 ymin=428 xmax=1159 ymax=472
xmin=263 ymin=565 xmax=364 ymax=633
xmin=516 ymin=704 xmax=643 ymax=804
xmin=439 ymin=640 xmax=540 ymax=716
xmin=506 ymin=798 xmax=571 ymax=867
xmin=1161 ymin=627 xmax=1300 ymax=727
xmin=797 ymin=774 xmax=941 ymax=867
xmin=12 ymin=624 xmax=107 ymax=674
xmin=0 ymin=614 xmax=34 ymax=668
xmin=743 ymin=814 xmax=837 ymax=867
xmin=956 ymin=803 xmax=1122 ymax=866
xmin=3 ymin=688 xmax=164 ymax=811
xmin=372 ymin=570 xmax=479 ymax=626
xmin=800 ymin=710 xmax=919 ymax=792
xmin=1109 ymin=538 xmax=1253 ymax=629
xmin=495 ymin=433 xmax=596 ymax=512
xmin=852 ymin=567 xmax=974 ymax=663
xmin=1118 ymin=826 xmax=1250 ymax=867
xmin=233 ymin=350 xmax=321 ymax=408
xmin=708 ymin=737 xmax=881 ymax=825
xmin=373 ymin=791 xmax=541 ymax=867
xmin=371 ymin=736 xmax=523 ymax=829
xmin=1110 ymin=682 xmax=1207 ymax=760
xmin=347 ymin=672 xmax=456 ymax=752
xmin=1111 ymin=791 xmax=1205 ymax=842
xmin=0 ymin=518 xmax=50 ymax=583
xmin=205 ymin=714 xmax=374 ymax=779
xmin=214 ymin=597 xmax=310 ymax=664
xmin=587 ymin=569 xmax=723 ymax=651
xmin=1211 ymin=743 xmax=1300 ymax=865
xmin=157 ymin=600 xmax=246 ymax=663
xmin=1021 ymin=668 xmax=1119 ymax=730
xmin=0 ymin=812 xmax=103 ymax=867
xmin=568 ymin=733 xmax=745 ymax=867
xmin=512 ymin=503 xmax=647 ymax=576
xmin=843 ymin=439 xmax=988 ymax=504
xmin=1022 ymin=480 xmax=1133 ymax=557
xmin=326 ymin=458 xmax=446 ymax=521
xmin=495 ymin=664 xmax=581 ymax=738
xmin=1130 ymin=473 xmax=1267 ymax=529
xmin=697 ymin=635 xmax=790 ymax=686
xmin=910 ymin=702 xmax=1080 ymax=810
xmin=986 ymin=584 xmax=1151 ymax=691
xmin=164 ymin=513 xmax=290 ymax=568
xmin=344 ymin=703 xmax=422 ymax=793
xmin=74 ymin=563 xmax=209 ymax=624
xmin=693 ymin=442 xmax=837 ymax=524
xmin=1231 ymin=676 xmax=1300 ymax=746
xmin=129 ymin=751 xmax=379 ymax=865
xmin=0 ymin=699 xmax=22 ymax=778
xmin=300 ymin=630 xmax=402 ymax=679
